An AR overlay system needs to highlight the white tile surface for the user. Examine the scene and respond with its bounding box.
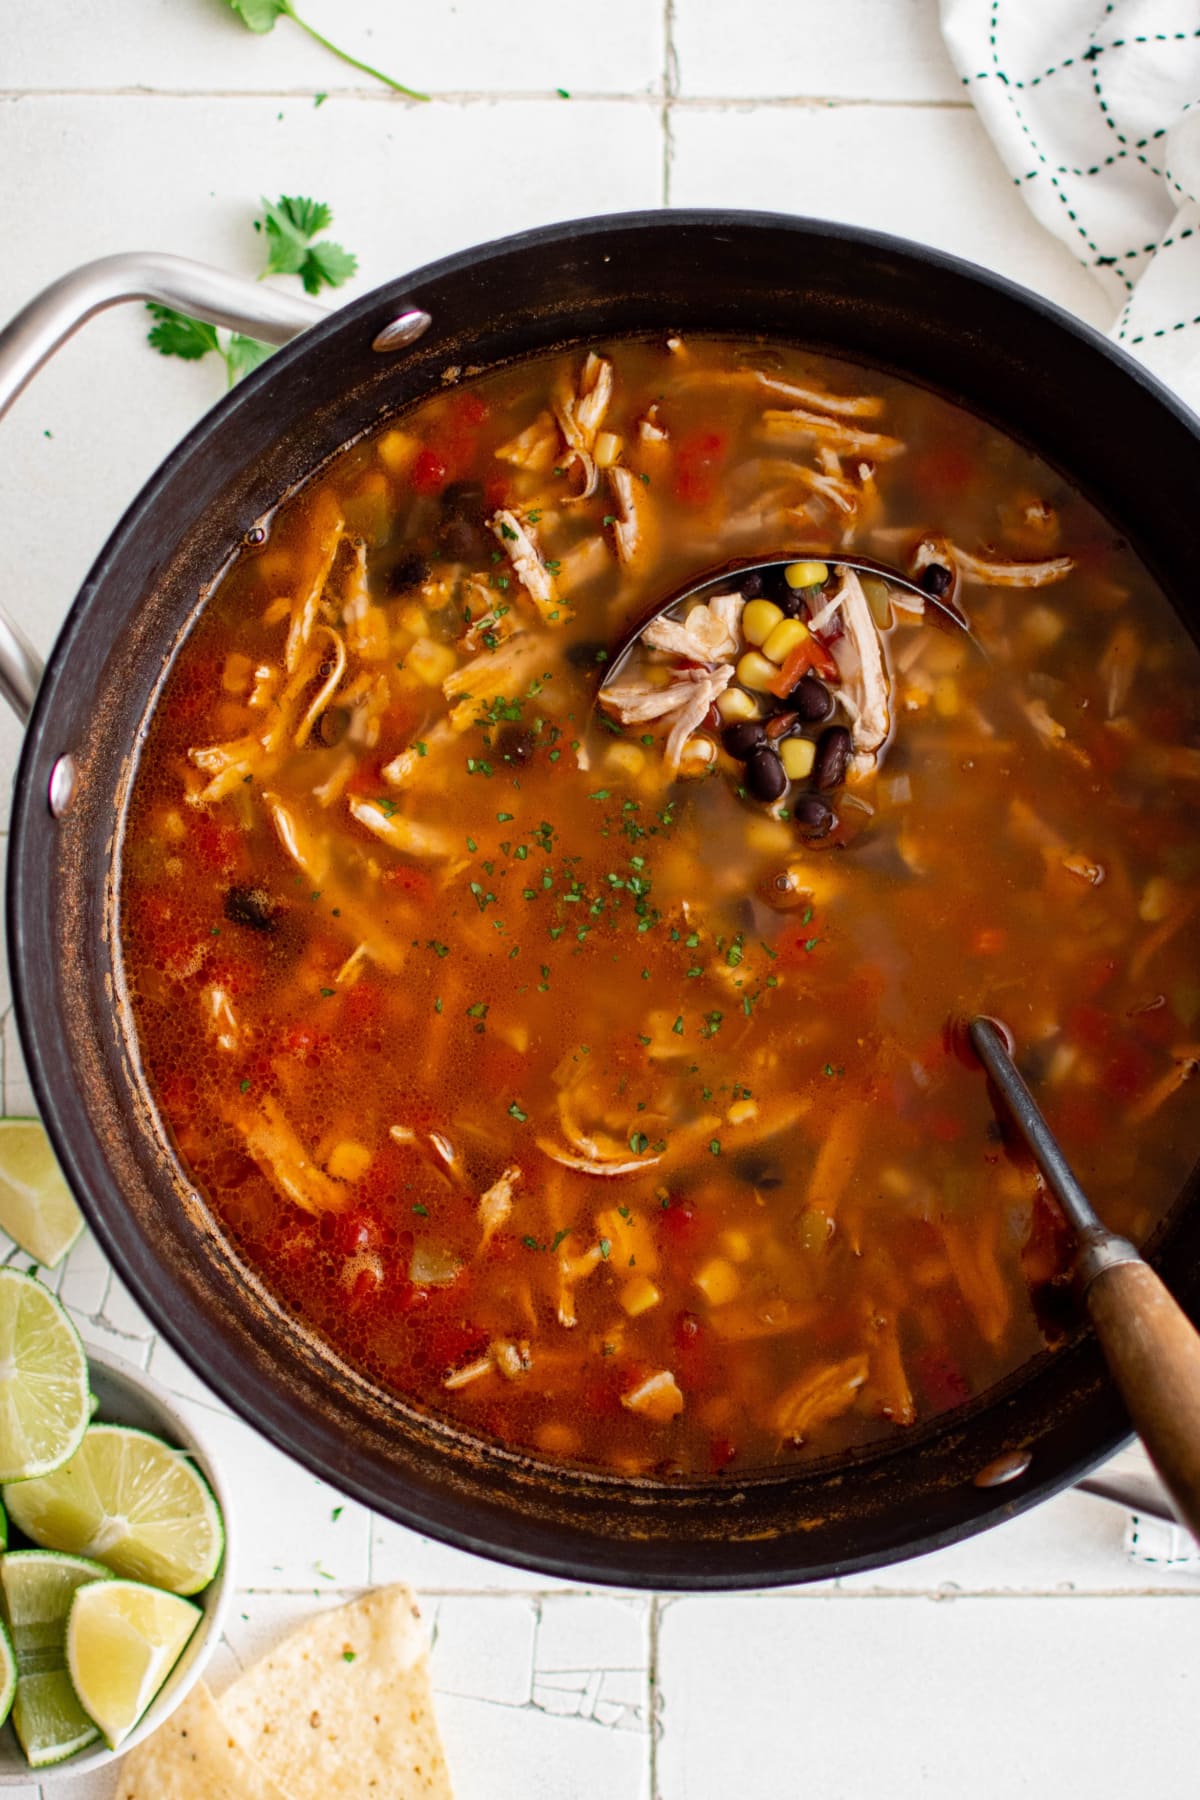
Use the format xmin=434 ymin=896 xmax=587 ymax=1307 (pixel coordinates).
xmin=2 ymin=0 xmax=665 ymax=95
xmin=657 ymin=1593 xmax=1200 ymax=1800
xmin=0 ymin=1 xmax=1194 ymax=1796
xmin=674 ymin=0 xmax=963 ymax=100
xmin=668 ymin=102 xmax=1111 ymax=324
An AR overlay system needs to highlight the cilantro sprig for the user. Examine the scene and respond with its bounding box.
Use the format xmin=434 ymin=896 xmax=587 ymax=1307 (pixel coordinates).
xmin=145 ymin=193 xmax=356 ymax=386
xmin=225 ymin=0 xmax=428 ymax=101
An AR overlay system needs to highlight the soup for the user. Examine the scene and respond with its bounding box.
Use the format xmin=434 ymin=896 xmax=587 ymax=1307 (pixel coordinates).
xmin=119 ymin=336 xmax=1200 ymax=1477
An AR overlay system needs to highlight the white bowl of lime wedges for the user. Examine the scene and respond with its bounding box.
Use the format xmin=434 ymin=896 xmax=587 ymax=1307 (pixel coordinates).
xmin=0 ymin=1273 xmax=232 ymax=1783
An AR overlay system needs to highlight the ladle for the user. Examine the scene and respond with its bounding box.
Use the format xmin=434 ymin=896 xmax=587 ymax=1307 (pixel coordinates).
xmin=593 ymin=551 xmax=982 ymax=700
xmin=970 ymin=1016 xmax=1200 ymax=1537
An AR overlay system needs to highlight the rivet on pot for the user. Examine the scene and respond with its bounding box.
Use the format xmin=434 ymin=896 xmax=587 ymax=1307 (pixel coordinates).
xmin=973 ymin=1448 xmax=1033 ymax=1489
xmin=372 ymin=309 xmax=433 ymax=353
xmin=48 ymin=753 xmax=78 ymax=819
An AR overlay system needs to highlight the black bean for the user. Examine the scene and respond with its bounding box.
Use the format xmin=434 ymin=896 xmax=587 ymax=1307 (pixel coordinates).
xmin=757 ymin=565 xmax=795 ymax=606
xmin=793 ymin=793 xmax=836 ymax=839
xmin=440 ymin=479 xmax=486 ymax=523
xmin=224 ymin=886 xmax=278 ymax=933
xmin=437 ymin=516 xmax=492 ymax=562
xmin=386 ymin=551 xmax=431 ymax=596
xmin=739 ymin=571 xmax=764 ymax=600
xmin=789 ymin=674 xmax=835 ymax=722
xmin=920 ymin=562 xmax=954 ymax=598
xmin=746 ymin=747 xmax=787 ymax=803
xmin=721 ymin=721 xmax=767 ymax=760
xmin=497 ymin=723 xmax=536 ymax=765
xmin=733 ymin=1152 xmax=784 ymax=1190
xmin=566 ymin=639 xmax=611 ymax=670
xmin=774 ymin=587 xmax=808 ymax=619
xmin=812 ymin=725 xmax=851 ymax=791
xmin=314 ymin=707 xmax=350 ymax=748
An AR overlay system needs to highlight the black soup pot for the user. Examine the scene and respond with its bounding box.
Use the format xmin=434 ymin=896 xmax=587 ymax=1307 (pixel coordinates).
xmin=1 ymin=212 xmax=1198 ymax=1589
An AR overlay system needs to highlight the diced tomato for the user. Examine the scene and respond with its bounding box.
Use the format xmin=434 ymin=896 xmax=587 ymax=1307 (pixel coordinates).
xmin=671 ymin=1311 xmax=711 ymax=1387
xmin=385 ymin=864 xmax=435 ymax=905
xmin=324 ymin=1205 xmax=380 ymax=1258
xmin=409 ymin=447 xmax=448 ymax=495
xmin=766 ymin=632 xmax=839 ymax=697
xmin=279 ymin=1022 xmax=327 ymax=1065
xmin=911 ymin=444 xmax=974 ymax=496
xmin=672 ymin=430 xmax=727 ymax=507
xmin=915 ymin=1349 xmax=971 ymax=1411
xmin=774 ymin=921 xmax=822 ymax=967
xmin=657 ymin=1199 xmax=701 ymax=1247
xmin=484 ymin=473 xmax=511 ymax=511
xmin=709 ymin=1435 xmax=738 ymax=1472
xmin=972 ymin=926 xmax=1007 ymax=957
xmin=453 ymin=392 xmax=489 ymax=428
xmin=193 ymin=818 xmax=241 ymax=874
xmin=344 ymin=756 xmax=391 ymax=798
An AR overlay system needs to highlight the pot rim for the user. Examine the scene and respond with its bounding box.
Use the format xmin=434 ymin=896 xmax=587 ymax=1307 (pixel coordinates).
xmin=8 ymin=208 xmax=1197 ymax=1588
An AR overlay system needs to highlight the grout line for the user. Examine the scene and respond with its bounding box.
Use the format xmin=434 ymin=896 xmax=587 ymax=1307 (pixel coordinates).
xmin=0 ymin=87 xmax=973 ymax=110
xmin=648 ymin=1596 xmax=664 ymax=1799
xmin=661 ymin=0 xmax=678 ymax=206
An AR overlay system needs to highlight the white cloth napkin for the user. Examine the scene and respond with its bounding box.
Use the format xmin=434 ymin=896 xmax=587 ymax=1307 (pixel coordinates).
xmin=939 ymin=0 xmax=1200 ymax=409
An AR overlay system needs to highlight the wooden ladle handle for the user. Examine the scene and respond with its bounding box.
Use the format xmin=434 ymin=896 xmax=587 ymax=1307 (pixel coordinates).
xmin=1086 ymin=1259 xmax=1200 ymax=1539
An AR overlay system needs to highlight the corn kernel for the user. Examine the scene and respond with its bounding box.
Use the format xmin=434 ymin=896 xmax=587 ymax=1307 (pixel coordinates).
xmin=785 ymin=560 xmax=829 ymax=589
xmin=1023 ymin=604 xmax=1065 ymax=648
xmin=694 ymin=1256 xmax=740 ymax=1306
xmin=1139 ymin=875 xmax=1176 ymax=923
xmin=716 ymin=687 xmax=760 ymax=723
xmin=606 ymin=741 xmax=647 ymax=779
xmin=398 ymin=601 xmax=428 ymax=635
xmin=326 ymin=1141 xmax=372 ymax=1182
xmin=745 ymin=815 xmax=795 ymax=856
xmin=933 ymin=676 xmax=960 ymax=718
xmin=780 ymin=736 xmax=816 ymax=780
xmin=678 ymin=736 xmax=717 ymax=779
xmin=594 ymin=430 xmax=623 ymax=468
xmin=406 ymin=637 xmax=457 ymax=686
xmin=221 ymin=651 xmax=255 ymax=695
xmin=726 ymin=1099 xmax=759 ymax=1127
xmin=742 ymin=600 xmax=784 ymax=646
xmin=621 ymin=1371 xmax=684 ymax=1422
xmin=761 ymin=618 xmax=811 ymax=665
xmin=619 ymin=1274 xmax=662 ymax=1318
xmin=377 ymin=429 xmax=418 ymax=475
xmin=736 ymin=651 xmax=778 ymax=692
xmin=720 ymin=1228 xmax=753 ymax=1263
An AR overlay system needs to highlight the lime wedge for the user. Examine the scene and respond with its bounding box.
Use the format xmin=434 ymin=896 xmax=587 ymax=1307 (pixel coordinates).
xmin=3 ymin=1424 xmax=224 ymax=1595
xmin=0 ymin=1269 xmax=89 ymax=1482
xmin=12 ymin=1671 xmax=97 ymax=1767
xmin=1 ymin=1550 xmax=111 ymax=1766
xmin=66 ymin=1578 xmax=200 ymax=1749
xmin=0 ymin=1616 xmax=15 ymax=1728
xmin=0 ymin=1121 xmax=84 ymax=1269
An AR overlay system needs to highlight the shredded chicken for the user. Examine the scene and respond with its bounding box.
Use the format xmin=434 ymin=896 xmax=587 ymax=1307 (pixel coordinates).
xmin=478 ymin=1165 xmax=521 ymax=1249
xmin=347 ymin=797 xmax=457 ymax=859
xmin=238 ymin=1096 xmax=347 ymax=1216
xmin=643 ymin=593 xmax=744 ymax=663
xmin=285 ymin=504 xmax=344 ymax=673
xmin=773 ymin=1355 xmax=869 ymax=1441
xmin=599 ymin=663 xmax=732 ymax=775
xmin=552 ymin=352 xmax=614 ymax=497
xmin=761 ymin=407 xmax=905 ymax=460
xmin=293 ymin=625 xmax=347 ymax=748
xmin=537 ymin=1139 xmax=662 ymax=1177
xmin=606 ymin=465 xmax=644 ymax=566
xmin=941 ymin=541 xmax=1075 ymax=589
xmin=829 ymin=569 xmax=891 ymax=763
xmin=495 ymin=409 xmax=560 ymax=472
xmin=621 ymin=1370 xmax=684 ymax=1422
xmin=489 ymin=510 xmax=567 ymax=626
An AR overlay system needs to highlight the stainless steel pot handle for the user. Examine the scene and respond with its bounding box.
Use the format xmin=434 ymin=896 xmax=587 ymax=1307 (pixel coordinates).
xmin=0 ymin=253 xmax=328 ymax=725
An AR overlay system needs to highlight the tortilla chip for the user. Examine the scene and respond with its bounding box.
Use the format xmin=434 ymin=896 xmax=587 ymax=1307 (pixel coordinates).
xmin=220 ymin=1585 xmax=452 ymax=1799
xmin=115 ymin=1681 xmax=291 ymax=1799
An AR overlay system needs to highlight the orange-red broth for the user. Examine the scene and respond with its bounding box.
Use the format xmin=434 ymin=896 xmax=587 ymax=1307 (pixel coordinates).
xmin=119 ymin=336 xmax=1200 ymax=1477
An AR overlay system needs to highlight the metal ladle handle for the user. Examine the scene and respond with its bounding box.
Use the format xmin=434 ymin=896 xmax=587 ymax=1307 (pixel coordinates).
xmin=0 ymin=253 xmax=328 ymax=723
xmin=971 ymin=1017 xmax=1200 ymax=1537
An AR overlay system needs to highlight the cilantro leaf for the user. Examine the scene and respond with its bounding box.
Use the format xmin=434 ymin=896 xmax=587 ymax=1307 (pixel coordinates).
xmin=145 ymin=306 xmax=220 ymax=361
xmin=223 ymin=333 xmax=275 ymax=382
xmin=259 ymin=196 xmax=357 ymax=293
xmin=225 ymin=0 xmax=428 ymax=100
